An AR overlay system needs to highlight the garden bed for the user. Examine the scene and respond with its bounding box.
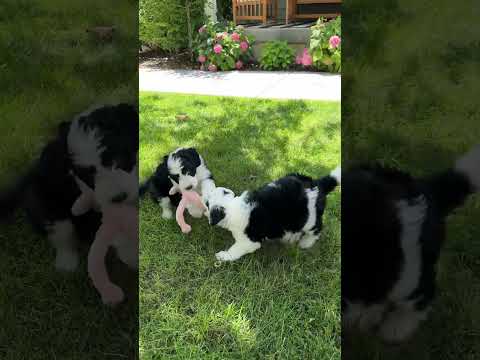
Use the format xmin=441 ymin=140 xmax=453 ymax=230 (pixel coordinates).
xmin=140 ymin=49 xmax=324 ymax=73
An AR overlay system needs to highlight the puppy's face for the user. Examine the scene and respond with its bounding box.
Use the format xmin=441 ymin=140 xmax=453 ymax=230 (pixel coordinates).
xmin=204 ymin=187 xmax=235 ymax=228
xmin=67 ymin=104 xmax=139 ymax=206
xmin=167 ymin=148 xmax=201 ymax=192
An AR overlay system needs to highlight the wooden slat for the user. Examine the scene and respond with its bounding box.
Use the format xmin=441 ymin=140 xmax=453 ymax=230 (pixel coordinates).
xmin=233 ymin=0 xmax=277 ymax=25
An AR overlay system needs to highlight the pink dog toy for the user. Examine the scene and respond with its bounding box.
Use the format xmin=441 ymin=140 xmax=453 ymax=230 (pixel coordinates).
xmin=72 ymin=174 xmax=138 ymax=305
xmin=169 ymin=186 xmax=207 ymax=234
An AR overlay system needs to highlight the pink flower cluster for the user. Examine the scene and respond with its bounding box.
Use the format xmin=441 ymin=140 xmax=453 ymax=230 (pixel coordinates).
xmin=213 ymin=44 xmax=223 ymax=54
xmin=329 ymin=35 xmax=341 ymax=48
xmin=240 ymin=41 xmax=249 ymax=52
xmin=196 ymin=24 xmax=253 ymax=71
xmin=296 ymin=48 xmax=313 ymax=67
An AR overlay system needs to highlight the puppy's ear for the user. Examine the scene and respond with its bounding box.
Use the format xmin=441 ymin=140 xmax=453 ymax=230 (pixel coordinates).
xmin=209 ymin=207 xmax=226 ymax=226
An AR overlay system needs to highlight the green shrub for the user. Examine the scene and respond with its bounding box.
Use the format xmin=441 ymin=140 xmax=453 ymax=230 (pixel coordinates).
xmin=194 ymin=22 xmax=254 ymax=71
xmin=309 ymin=16 xmax=341 ymax=72
xmin=260 ymin=41 xmax=295 ymax=70
xmin=139 ymin=0 xmax=206 ymax=52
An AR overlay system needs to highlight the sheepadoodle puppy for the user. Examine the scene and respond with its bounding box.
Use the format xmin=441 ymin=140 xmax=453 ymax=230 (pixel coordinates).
xmin=0 ymin=104 xmax=139 ymax=271
xmin=205 ymin=168 xmax=340 ymax=261
xmin=140 ymin=147 xmax=215 ymax=219
xmin=342 ymin=145 xmax=480 ymax=343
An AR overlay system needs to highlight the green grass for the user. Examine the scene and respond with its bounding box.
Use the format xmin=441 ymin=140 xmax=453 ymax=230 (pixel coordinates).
xmin=343 ymin=1 xmax=480 ymax=359
xmin=139 ymin=93 xmax=341 ymax=359
xmin=0 ymin=1 xmax=138 ymax=359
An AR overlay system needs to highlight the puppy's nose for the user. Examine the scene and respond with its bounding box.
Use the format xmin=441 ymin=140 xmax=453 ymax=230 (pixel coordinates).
xmin=185 ymin=185 xmax=193 ymax=190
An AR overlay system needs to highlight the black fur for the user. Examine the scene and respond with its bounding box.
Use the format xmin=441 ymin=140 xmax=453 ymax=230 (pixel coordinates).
xmin=0 ymin=104 xmax=138 ymax=243
xmin=173 ymin=148 xmax=201 ymax=176
xmin=342 ymin=163 xmax=475 ymax=321
xmin=244 ymin=173 xmax=338 ymax=242
xmin=209 ymin=207 xmax=226 ymax=226
xmin=139 ymin=155 xmax=181 ymax=207
xmin=139 ymin=147 xmax=212 ymax=210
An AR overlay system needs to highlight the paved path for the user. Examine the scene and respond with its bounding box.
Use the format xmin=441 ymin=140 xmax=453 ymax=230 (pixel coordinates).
xmin=139 ymin=68 xmax=341 ymax=101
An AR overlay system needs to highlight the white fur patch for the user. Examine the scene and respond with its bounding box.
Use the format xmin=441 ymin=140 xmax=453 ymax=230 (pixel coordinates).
xmin=388 ymin=196 xmax=427 ymax=302
xmin=378 ymin=303 xmax=427 ymax=343
xmin=67 ymin=116 xmax=105 ymax=167
xmin=302 ymin=188 xmax=318 ymax=232
xmin=343 ymin=301 xmax=387 ymax=331
xmin=167 ymin=154 xmax=183 ymax=176
xmin=330 ymin=166 xmax=341 ymax=184
xmin=281 ymin=231 xmax=303 ymax=244
xmin=455 ymin=144 xmax=480 ymax=191
xmin=47 ymin=220 xmax=79 ymax=271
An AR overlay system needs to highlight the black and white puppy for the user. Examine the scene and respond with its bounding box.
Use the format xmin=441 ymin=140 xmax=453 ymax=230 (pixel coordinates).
xmin=205 ymin=168 xmax=340 ymax=261
xmin=140 ymin=147 xmax=215 ymax=219
xmin=342 ymin=145 xmax=480 ymax=343
xmin=0 ymin=104 xmax=139 ymax=271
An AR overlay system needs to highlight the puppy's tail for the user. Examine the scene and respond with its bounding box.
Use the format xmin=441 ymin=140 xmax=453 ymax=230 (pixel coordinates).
xmin=314 ymin=166 xmax=341 ymax=195
xmin=426 ymin=145 xmax=480 ymax=217
xmin=0 ymin=171 xmax=32 ymax=219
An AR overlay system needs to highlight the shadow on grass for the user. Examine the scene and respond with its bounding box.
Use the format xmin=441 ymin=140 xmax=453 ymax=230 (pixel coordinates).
xmin=139 ymin=93 xmax=341 ymax=358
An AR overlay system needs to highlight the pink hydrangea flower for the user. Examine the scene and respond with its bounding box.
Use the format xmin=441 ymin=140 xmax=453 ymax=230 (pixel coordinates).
xmin=235 ymin=60 xmax=243 ymax=69
xmin=208 ymin=64 xmax=217 ymax=72
xmin=213 ymin=44 xmax=223 ymax=54
xmin=198 ymin=55 xmax=206 ymax=63
xmin=231 ymin=32 xmax=241 ymax=42
xmin=240 ymin=41 xmax=249 ymax=52
xmin=216 ymin=33 xmax=225 ymax=40
xmin=198 ymin=25 xmax=206 ymax=34
xmin=301 ymin=48 xmax=313 ymax=66
xmin=329 ymin=35 xmax=341 ymax=48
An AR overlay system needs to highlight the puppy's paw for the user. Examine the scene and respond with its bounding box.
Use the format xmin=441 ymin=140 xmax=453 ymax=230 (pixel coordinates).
xmin=215 ymin=251 xmax=236 ymax=262
xmin=101 ymin=284 xmax=125 ymax=306
xmin=162 ymin=210 xmax=173 ymax=220
xmin=378 ymin=308 xmax=425 ymax=344
xmin=299 ymin=236 xmax=317 ymax=249
xmin=55 ymin=250 xmax=79 ymax=272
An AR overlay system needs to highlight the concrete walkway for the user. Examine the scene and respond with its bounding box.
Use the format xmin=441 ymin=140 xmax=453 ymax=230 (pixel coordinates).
xmin=139 ymin=68 xmax=341 ymax=101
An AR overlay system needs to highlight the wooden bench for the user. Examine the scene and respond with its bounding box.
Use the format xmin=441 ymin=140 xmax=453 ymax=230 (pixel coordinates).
xmin=286 ymin=0 xmax=341 ymax=24
xmin=232 ymin=0 xmax=278 ymax=25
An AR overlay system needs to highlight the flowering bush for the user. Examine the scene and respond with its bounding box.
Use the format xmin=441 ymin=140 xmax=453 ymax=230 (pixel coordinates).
xmin=260 ymin=41 xmax=295 ymax=70
xmin=194 ymin=22 xmax=254 ymax=71
xmin=309 ymin=16 xmax=341 ymax=72
xmin=296 ymin=48 xmax=313 ymax=67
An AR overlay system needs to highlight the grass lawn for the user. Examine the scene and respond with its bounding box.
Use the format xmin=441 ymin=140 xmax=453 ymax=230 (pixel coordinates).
xmin=0 ymin=1 xmax=138 ymax=358
xmin=139 ymin=92 xmax=341 ymax=359
xmin=343 ymin=1 xmax=480 ymax=359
